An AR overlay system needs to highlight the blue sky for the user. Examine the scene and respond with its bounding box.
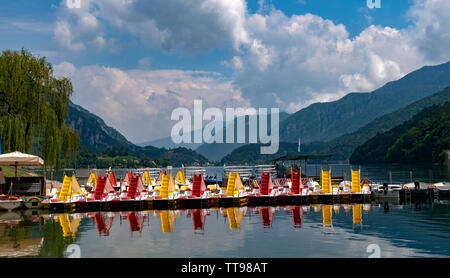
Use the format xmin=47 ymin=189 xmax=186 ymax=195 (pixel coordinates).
xmin=1 ymin=0 xmax=449 ymax=143
xmin=1 ymin=0 xmax=413 ymax=71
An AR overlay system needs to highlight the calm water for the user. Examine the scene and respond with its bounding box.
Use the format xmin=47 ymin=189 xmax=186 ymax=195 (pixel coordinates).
xmin=1 ymin=200 xmax=450 ymax=258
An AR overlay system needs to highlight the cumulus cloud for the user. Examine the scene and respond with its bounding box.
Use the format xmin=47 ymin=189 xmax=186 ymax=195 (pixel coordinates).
xmin=52 ymin=0 xmax=450 ymax=136
xmin=54 ymin=62 xmax=249 ymax=143
xmin=226 ymin=10 xmax=431 ymax=111
xmin=407 ymin=0 xmax=450 ymax=62
xmin=53 ymin=0 xmax=249 ymax=52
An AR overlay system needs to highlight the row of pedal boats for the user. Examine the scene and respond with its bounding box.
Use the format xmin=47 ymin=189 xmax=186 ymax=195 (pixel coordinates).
xmin=1 ymin=168 xmax=449 ymax=211
xmin=43 ymin=169 xmax=373 ymax=209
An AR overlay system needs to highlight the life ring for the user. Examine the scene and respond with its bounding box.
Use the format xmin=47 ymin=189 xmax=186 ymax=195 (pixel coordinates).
xmin=6 ymin=196 xmax=19 ymax=200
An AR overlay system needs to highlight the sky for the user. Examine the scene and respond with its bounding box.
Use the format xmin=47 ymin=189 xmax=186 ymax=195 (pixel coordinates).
xmin=1 ymin=0 xmax=450 ymax=144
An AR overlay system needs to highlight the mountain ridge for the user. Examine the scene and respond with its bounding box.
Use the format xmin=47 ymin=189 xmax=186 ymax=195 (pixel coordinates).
xmin=280 ymin=61 xmax=450 ymax=143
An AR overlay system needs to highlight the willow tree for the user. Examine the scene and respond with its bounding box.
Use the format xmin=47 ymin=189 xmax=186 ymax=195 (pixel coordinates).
xmin=0 ymin=48 xmax=79 ymax=169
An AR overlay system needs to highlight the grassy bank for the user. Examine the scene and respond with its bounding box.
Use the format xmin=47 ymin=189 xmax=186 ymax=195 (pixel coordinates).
xmin=1 ymin=166 xmax=37 ymax=178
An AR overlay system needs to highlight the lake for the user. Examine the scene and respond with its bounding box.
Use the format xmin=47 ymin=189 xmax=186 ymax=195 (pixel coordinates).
xmin=2 ymin=163 xmax=449 ymax=258
xmin=1 ymin=199 xmax=450 ymax=258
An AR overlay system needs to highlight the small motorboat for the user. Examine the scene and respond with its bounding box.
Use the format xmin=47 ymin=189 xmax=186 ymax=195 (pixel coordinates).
xmin=373 ymin=183 xmax=402 ymax=199
xmin=0 ymin=195 xmax=22 ymax=211
xmin=375 ymin=183 xmax=402 ymax=192
xmin=428 ymin=182 xmax=450 ymax=197
xmin=23 ymin=196 xmax=44 ymax=209
xmin=403 ymin=181 xmax=432 ymax=190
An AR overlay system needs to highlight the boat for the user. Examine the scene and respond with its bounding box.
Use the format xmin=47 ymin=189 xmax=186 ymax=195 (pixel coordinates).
xmin=373 ymin=182 xmax=402 ymax=200
xmin=43 ymin=175 xmax=87 ymax=210
xmin=278 ymin=168 xmax=308 ymax=204
xmin=23 ymin=196 xmax=44 ymax=209
xmin=177 ymin=173 xmax=213 ymax=208
xmin=0 ymin=195 xmax=22 ymax=211
xmin=119 ymin=174 xmax=148 ymax=209
xmin=85 ymin=172 xmax=98 ymax=192
xmin=152 ymin=172 xmax=180 ymax=209
xmin=403 ymin=181 xmax=432 ymax=190
xmin=348 ymin=169 xmax=372 ymax=202
xmin=175 ymin=170 xmax=191 ymax=188
xmin=247 ymin=172 xmax=278 ymax=206
xmin=218 ymin=172 xmax=249 ymax=207
xmin=85 ymin=174 xmax=120 ymax=209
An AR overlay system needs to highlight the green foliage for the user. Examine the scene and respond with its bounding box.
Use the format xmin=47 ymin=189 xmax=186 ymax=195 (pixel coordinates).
xmin=385 ymin=102 xmax=450 ymax=164
xmin=67 ymin=102 xmax=133 ymax=152
xmin=300 ymin=86 xmax=450 ymax=161
xmin=0 ymin=49 xmax=79 ymax=169
xmin=351 ymin=102 xmax=450 ymax=164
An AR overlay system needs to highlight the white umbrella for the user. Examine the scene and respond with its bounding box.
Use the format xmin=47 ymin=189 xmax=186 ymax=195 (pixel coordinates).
xmin=0 ymin=151 xmax=44 ymax=176
xmin=0 ymin=151 xmax=44 ymax=166
xmin=0 ymin=151 xmax=44 ymax=195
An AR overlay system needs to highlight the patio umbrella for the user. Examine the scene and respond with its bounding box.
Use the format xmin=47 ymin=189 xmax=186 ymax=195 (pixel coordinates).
xmin=0 ymin=151 xmax=44 ymax=195
xmin=0 ymin=151 xmax=44 ymax=176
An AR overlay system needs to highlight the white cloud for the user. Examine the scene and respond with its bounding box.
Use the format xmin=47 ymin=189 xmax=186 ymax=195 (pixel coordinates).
xmin=226 ymin=0 xmax=450 ymax=112
xmin=53 ymin=0 xmax=249 ymax=52
xmin=54 ymin=62 xmax=249 ymax=143
xmin=407 ymin=0 xmax=450 ymax=62
xmin=51 ymin=0 xmax=450 ymax=139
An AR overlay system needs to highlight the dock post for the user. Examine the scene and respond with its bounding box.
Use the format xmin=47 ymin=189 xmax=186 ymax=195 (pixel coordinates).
xmin=389 ymin=171 xmax=392 ymax=184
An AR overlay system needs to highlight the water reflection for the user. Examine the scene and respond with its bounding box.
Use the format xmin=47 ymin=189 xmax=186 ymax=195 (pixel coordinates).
xmin=158 ymin=210 xmax=179 ymax=233
xmin=323 ymin=205 xmax=333 ymax=228
xmin=353 ymin=204 xmax=362 ymax=226
xmin=57 ymin=214 xmax=81 ymax=239
xmin=94 ymin=212 xmax=115 ymax=236
xmin=224 ymin=207 xmax=246 ymax=231
xmin=292 ymin=206 xmax=303 ymax=228
xmin=188 ymin=209 xmax=206 ymax=233
xmin=260 ymin=207 xmax=274 ymax=228
xmin=1 ymin=201 xmax=450 ymax=257
xmin=0 ymin=210 xmax=44 ymax=257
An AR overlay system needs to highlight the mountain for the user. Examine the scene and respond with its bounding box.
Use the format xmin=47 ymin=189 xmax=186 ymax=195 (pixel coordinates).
xmin=195 ymin=143 xmax=245 ymax=162
xmin=219 ymin=141 xmax=329 ymax=165
xmin=195 ymin=111 xmax=291 ymax=161
xmin=351 ymin=102 xmax=450 ymax=164
xmin=311 ymin=87 xmax=450 ymax=161
xmin=140 ymin=112 xmax=290 ymax=147
xmin=223 ymin=86 xmax=450 ymax=164
xmin=138 ymin=137 xmax=202 ymax=150
xmin=139 ymin=111 xmax=290 ymax=161
xmin=67 ymin=102 xmax=134 ymax=152
xmin=280 ymin=61 xmax=450 ymax=144
xmin=67 ymin=101 xmax=209 ymax=166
